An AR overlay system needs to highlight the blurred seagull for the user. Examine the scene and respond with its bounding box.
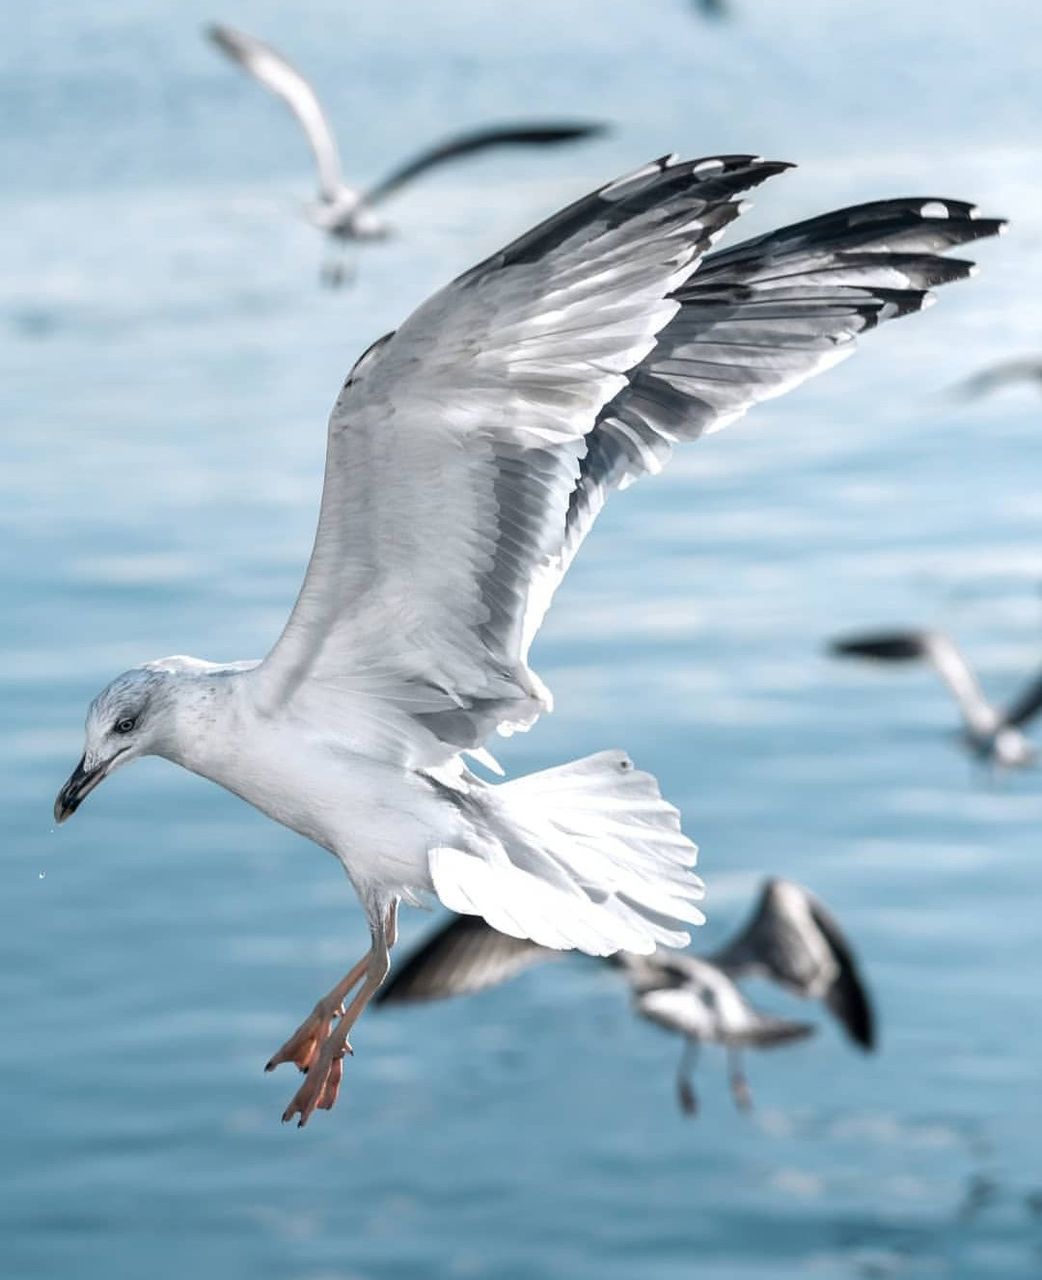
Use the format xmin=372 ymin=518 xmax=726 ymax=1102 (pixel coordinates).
xmin=830 ymin=629 xmax=1040 ymax=767
xmin=947 ymin=357 xmax=1042 ymax=401
xmin=54 ymin=153 xmax=1000 ymax=1127
xmin=207 ymin=23 xmax=605 ymax=278
xmin=694 ymin=0 xmax=731 ymax=18
xmin=377 ymin=878 xmax=874 ymax=1115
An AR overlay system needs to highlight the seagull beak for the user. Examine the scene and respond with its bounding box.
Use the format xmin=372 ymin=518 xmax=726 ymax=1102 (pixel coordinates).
xmin=53 ymin=752 xmax=121 ymax=824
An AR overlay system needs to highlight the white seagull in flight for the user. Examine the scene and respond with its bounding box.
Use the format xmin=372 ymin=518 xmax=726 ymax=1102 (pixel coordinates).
xmin=377 ymin=878 xmax=875 ymax=1116
xmin=55 ymin=154 xmax=1002 ymax=1126
xmin=207 ymin=23 xmax=606 ymax=265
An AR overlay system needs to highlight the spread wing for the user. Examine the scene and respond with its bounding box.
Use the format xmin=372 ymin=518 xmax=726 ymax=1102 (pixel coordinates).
xmin=249 ymin=155 xmax=787 ymax=766
xmin=208 ymin=24 xmax=346 ymax=201
xmin=359 ymin=122 xmax=608 ymax=208
xmin=247 ymin=154 xmax=1002 ymax=767
xmin=711 ymin=878 xmax=876 ymax=1051
xmin=521 ymin=200 xmax=1004 ymax=644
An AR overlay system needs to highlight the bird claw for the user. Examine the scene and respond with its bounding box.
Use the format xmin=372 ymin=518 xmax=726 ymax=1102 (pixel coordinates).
xmin=265 ymin=1000 xmax=343 ymax=1074
xmin=281 ymin=1043 xmax=349 ymax=1127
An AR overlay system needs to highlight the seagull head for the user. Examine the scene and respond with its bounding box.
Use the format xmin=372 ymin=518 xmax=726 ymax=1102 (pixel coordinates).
xmin=54 ymin=664 xmax=177 ymax=823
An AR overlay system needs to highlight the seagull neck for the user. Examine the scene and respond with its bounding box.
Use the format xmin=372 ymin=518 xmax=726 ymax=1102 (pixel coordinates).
xmin=158 ymin=666 xmax=253 ymax=782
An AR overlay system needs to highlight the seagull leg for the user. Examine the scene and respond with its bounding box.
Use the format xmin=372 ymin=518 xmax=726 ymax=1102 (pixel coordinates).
xmin=320 ymin=248 xmax=356 ymax=288
xmin=676 ymin=1038 xmax=700 ymax=1116
xmin=281 ymin=900 xmax=398 ymax=1128
xmin=264 ymin=951 xmax=371 ymax=1074
xmin=727 ymin=1047 xmax=753 ymax=1112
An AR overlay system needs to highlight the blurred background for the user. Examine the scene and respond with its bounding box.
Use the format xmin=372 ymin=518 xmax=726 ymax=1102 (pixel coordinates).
xmin=3 ymin=1 xmax=1042 ymax=1277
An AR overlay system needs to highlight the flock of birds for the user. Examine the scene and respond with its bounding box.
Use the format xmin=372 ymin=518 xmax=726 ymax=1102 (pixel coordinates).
xmin=51 ymin=21 xmax=1039 ymax=1131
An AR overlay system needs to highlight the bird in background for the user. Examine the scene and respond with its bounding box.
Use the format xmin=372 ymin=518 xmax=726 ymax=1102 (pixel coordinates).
xmin=946 ymin=357 xmax=1042 ymax=401
xmin=207 ymin=23 xmax=607 ymax=283
xmin=54 ymin=153 xmax=1001 ymax=1128
xmin=377 ymin=878 xmax=875 ymax=1116
xmin=829 ymin=629 xmax=1041 ymax=767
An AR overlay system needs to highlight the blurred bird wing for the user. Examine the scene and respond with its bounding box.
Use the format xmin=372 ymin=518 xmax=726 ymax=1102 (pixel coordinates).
xmin=248 ymin=155 xmax=785 ymax=766
xmin=209 ymin=24 xmax=347 ymax=201
xmin=1002 ymin=669 xmax=1042 ymax=729
xmin=711 ymin=878 xmax=875 ymax=1050
xmin=358 ymin=122 xmax=608 ymax=209
xmin=951 ymin=357 xmax=1042 ymax=399
xmin=831 ymin=627 xmax=999 ymax=738
xmin=374 ymin=914 xmax=554 ymax=1005
xmin=920 ymin=632 xmax=1000 ymax=735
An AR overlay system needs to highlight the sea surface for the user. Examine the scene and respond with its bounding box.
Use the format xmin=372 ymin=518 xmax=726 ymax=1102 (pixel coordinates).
xmin=3 ymin=2 xmax=1042 ymax=1277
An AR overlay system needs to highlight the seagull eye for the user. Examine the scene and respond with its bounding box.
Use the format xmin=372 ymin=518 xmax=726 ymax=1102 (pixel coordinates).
xmin=114 ymin=717 xmax=137 ymax=735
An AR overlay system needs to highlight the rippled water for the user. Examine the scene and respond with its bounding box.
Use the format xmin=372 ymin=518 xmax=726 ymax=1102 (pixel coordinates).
xmin=4 ymin=2 xmax=1042 ymax=1276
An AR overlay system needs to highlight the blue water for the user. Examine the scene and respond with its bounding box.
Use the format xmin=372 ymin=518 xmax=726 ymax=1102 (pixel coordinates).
xmin=4 ymin=1 xmax=1042 ymax=1276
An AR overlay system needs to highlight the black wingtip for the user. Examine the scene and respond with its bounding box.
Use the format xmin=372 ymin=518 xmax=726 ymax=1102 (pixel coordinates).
xmin=828 ymin=631 xmax=928 ymax=662
xmin=808 ymin=899 xmax=878 ymax=1053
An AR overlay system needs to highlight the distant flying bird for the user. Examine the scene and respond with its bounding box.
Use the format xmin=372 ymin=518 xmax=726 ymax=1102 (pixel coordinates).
xmin=829 ymin=629 xmax=1041 ymax=767
xmin=207 ymin=22 xmax=605 ymax=272
xmin=947 ymin=357 xmax=1042 ymax=401
xmin=54 ymin=153 xmax=999 ymax=1128
xmin=377 ymin=879 xmax=874 ymax=1115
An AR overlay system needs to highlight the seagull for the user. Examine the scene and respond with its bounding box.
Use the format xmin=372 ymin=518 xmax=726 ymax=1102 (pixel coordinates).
xmin=54 ymin=153 xmax=1001 ymax=1127
xmin=694 ymin=0 xmax=731 ymax=19
xmin=829 ymin=629 xmax=1040 ymax=767
xmin=947 ymin=357 xmax=1042 ymax=401
xmin=376 ymin=878 xmax=875 ymax=1115
xmin=208 ymin=22 xmax=606 ymax=277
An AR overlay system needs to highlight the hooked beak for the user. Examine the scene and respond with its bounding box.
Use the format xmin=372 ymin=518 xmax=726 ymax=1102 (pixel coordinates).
xmin=53 ymin=750 xmax=126 ymax=824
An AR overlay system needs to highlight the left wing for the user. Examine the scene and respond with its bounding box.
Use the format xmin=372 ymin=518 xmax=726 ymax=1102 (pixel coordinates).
xmin=249 ymin=155 xmax=782 ymax=766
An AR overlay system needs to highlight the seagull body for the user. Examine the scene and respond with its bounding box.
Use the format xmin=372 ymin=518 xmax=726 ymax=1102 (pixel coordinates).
xmin=56 ymin=154 xmax=999 ymax=1126
xmin=208 ymin=24 xmax=606 ymax=249
xmin=829 ymin=629 xmax=1040 ymax=767
xmin=377 ymin=878 xmax=873 ymax=1115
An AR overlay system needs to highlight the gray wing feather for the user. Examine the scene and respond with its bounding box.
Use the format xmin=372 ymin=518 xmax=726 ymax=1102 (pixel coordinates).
xmin=1003 ymin=670 xmax=1042 ymax=729
xmin=711 ymin=878 xmax=876 ymax=1051
xmin=208 ymin=23 xmax=346 ymax=201
xmin=533 ymin=200 xmax=1004 ymax=617
xmin=374 ymin=914 xmax=554 ymax=1005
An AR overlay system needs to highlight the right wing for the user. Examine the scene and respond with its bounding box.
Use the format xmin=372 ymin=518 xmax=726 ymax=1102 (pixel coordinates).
xmin=1002 ymin=670 xmax=1042 ymax=729
xmin=711 ymin=878 xmax=876 ymax=1051
xmin=359 ymin=122 xmax=608 ymax=208
xmin=208 ymin=24 xmax=346 ymax=201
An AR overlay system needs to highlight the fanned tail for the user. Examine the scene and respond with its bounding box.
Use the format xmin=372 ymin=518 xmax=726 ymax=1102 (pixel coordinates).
xmin=429 ymin=751 xmax=704 ymax=957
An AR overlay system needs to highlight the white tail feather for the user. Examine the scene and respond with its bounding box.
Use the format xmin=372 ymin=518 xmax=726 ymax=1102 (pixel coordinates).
xmin=429 ymin=751 xmax=704 ymax=956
